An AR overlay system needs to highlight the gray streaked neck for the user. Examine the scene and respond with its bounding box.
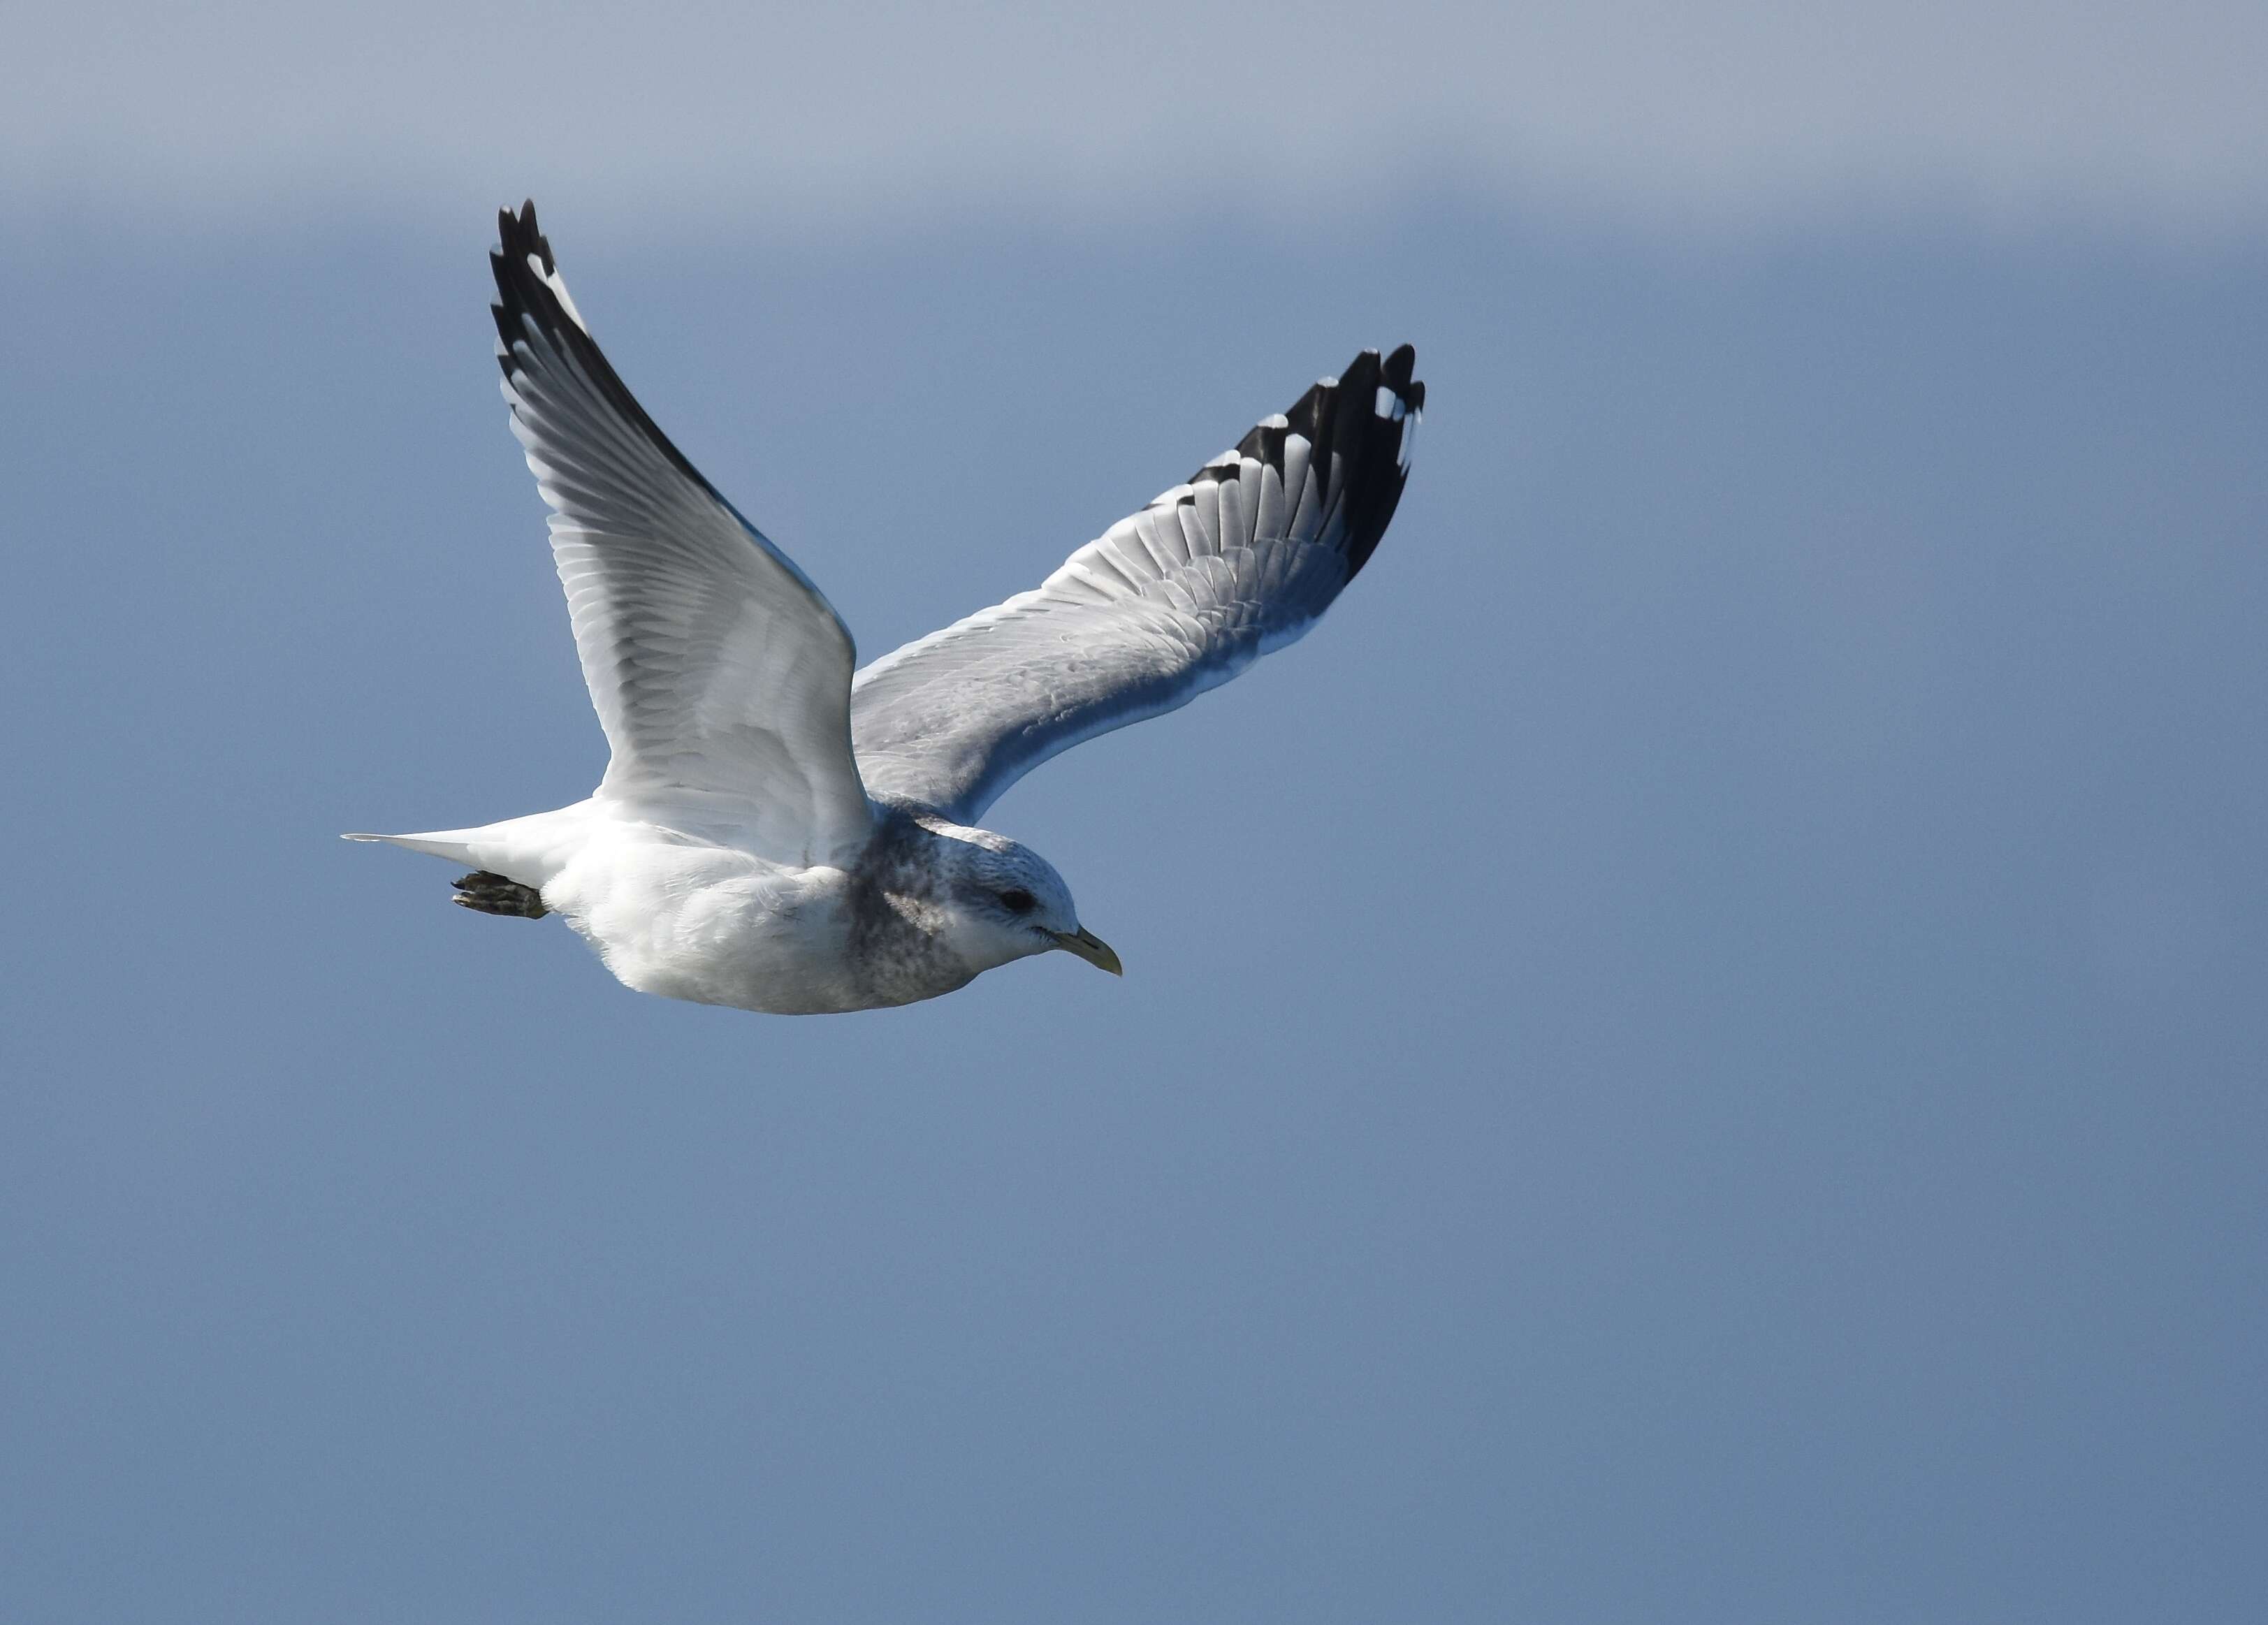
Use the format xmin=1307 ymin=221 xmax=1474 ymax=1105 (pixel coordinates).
xmin=845 ymin=808 xmax=978 ymax=1008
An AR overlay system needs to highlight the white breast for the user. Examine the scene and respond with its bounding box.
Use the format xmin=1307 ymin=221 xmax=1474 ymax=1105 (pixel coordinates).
xmin=541 ymin=824 xmax=865 ymax=1014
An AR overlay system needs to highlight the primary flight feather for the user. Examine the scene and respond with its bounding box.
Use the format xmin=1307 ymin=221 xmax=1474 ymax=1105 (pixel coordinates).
xmin=349 ymin=201 xmax=1424 ymax=1013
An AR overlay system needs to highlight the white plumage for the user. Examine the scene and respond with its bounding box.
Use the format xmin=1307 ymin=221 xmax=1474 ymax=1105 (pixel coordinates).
xmin=349 ymin=202 xmax=1423 ymax=1014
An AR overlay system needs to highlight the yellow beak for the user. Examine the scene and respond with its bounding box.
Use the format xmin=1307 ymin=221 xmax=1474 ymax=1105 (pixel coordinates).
xmin=1052 ymin=926 xmax=1124 ymax=976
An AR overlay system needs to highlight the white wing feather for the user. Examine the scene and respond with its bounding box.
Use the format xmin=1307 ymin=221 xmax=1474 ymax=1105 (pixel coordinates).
xmin=851 ymin=347 xmax=1423 ymax=823
xmin=491 ymin=203 xmax=873 ymax=866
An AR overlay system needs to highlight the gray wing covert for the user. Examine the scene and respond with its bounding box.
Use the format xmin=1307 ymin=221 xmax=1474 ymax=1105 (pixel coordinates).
xmin=850 ymin=345 xmax=1424 ymax=824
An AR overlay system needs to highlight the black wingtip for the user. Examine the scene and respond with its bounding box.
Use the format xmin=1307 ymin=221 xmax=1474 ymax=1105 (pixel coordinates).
xmin=490 ymin=198 xmax=572 ymax=374
xmin=1382 ymin=344 xmax=1425 ymax=414
xmin=1181 ymin=343 xmax=1421 ymax=581
xmin=490 ymin=199 xmax=554 ymax=370
xmin=484 ymin=197 xmax=720 ymax=496
xmin=1329 ymin=343 xmax=1420 ymax=581
xmin=495 ymin=198 xmax=551 ymax=272
xmin=1374 ymin=343 xmax=1425 ymax=416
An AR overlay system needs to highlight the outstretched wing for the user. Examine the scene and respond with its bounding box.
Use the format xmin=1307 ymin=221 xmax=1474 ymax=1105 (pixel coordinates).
xmin=491 ymin=201 xmax=873 ymax=865
xmin=850 ymin=346 xmax=1423 ymax=823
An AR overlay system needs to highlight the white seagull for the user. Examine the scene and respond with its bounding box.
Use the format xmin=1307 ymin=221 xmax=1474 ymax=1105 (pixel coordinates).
xmin=349 ymin=202 xmax=1424 ymax=1014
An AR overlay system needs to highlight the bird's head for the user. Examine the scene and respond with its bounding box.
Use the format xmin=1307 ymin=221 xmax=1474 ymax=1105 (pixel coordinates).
xmin=925 ymin=819 xmax=1122 ymax=979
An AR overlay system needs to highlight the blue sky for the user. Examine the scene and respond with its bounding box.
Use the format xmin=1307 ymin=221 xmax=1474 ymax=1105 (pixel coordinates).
xmin=3 ymin=7 xmax=2265 ymax=1621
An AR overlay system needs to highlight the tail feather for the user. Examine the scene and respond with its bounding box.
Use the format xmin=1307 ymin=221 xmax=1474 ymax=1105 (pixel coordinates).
xmin=342 ymin=830 xmax=484 ymax=865
xmin=343 ymin=806 xmax=591 ymax=891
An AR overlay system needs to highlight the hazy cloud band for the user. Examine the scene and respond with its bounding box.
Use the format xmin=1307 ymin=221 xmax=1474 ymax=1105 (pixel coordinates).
xmin=8 ymin=1 xmax=2264 ymax=235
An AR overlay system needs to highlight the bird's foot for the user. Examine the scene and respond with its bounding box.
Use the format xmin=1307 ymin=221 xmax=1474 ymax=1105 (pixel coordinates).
xmin=452 ymin=870 xmax=548 ymax=919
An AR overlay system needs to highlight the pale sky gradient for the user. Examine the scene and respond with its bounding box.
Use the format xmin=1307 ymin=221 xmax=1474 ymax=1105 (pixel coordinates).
xmin=3 ymin=11 xmax=2265 ymax=1620
xmin=9 ymin=1 xmax=2267 ymax=235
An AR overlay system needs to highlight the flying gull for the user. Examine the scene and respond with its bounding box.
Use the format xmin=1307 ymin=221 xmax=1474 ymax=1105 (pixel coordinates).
xmin=349 ymin=202 xmax=1423 ymax=1014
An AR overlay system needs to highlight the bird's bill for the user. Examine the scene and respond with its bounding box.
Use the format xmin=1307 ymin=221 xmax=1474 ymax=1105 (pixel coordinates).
xmin=1052 ymin=926 xmax=1124 ymax=976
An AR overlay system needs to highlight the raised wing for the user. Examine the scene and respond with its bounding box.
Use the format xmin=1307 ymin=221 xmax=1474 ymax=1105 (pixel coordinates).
xmin=491 ymin=202 xmax=873 ymax=865
xmin=851 ymin=345 xmax=1423 ymax=822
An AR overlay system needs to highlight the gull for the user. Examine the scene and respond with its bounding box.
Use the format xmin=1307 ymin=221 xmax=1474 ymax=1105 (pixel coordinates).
xmin=349 ymin=202 xmax=1424 ymax=1014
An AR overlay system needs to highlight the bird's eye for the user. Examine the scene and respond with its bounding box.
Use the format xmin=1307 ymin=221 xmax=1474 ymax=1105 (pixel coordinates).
xmin=999 ymin=888 xmax=1037 ymax=914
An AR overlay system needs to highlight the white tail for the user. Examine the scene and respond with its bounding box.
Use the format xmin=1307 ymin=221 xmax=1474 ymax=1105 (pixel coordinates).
xmin=343 ymin=804 xmax=595 ymax=891
xmin=342 ymin=830 xmax=482 ymax=866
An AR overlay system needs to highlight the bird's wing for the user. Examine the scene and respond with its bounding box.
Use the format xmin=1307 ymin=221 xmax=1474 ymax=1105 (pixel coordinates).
xmin=490 ymin=202 xmax=873 ymax=866
xmin=850 ymin=345 xmax=1423 ymax=823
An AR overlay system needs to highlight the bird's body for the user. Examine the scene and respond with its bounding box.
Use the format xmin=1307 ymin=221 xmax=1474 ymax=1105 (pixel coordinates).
xmin=351 ymin=203 xmax=1423 ymax=1014
xmin=377 ymin=802 xmax=1090 ymax=1014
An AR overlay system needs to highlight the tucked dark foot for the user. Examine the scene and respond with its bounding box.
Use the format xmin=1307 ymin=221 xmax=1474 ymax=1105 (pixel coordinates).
xmin=453 ymin=870 xmax=548 ymax=919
